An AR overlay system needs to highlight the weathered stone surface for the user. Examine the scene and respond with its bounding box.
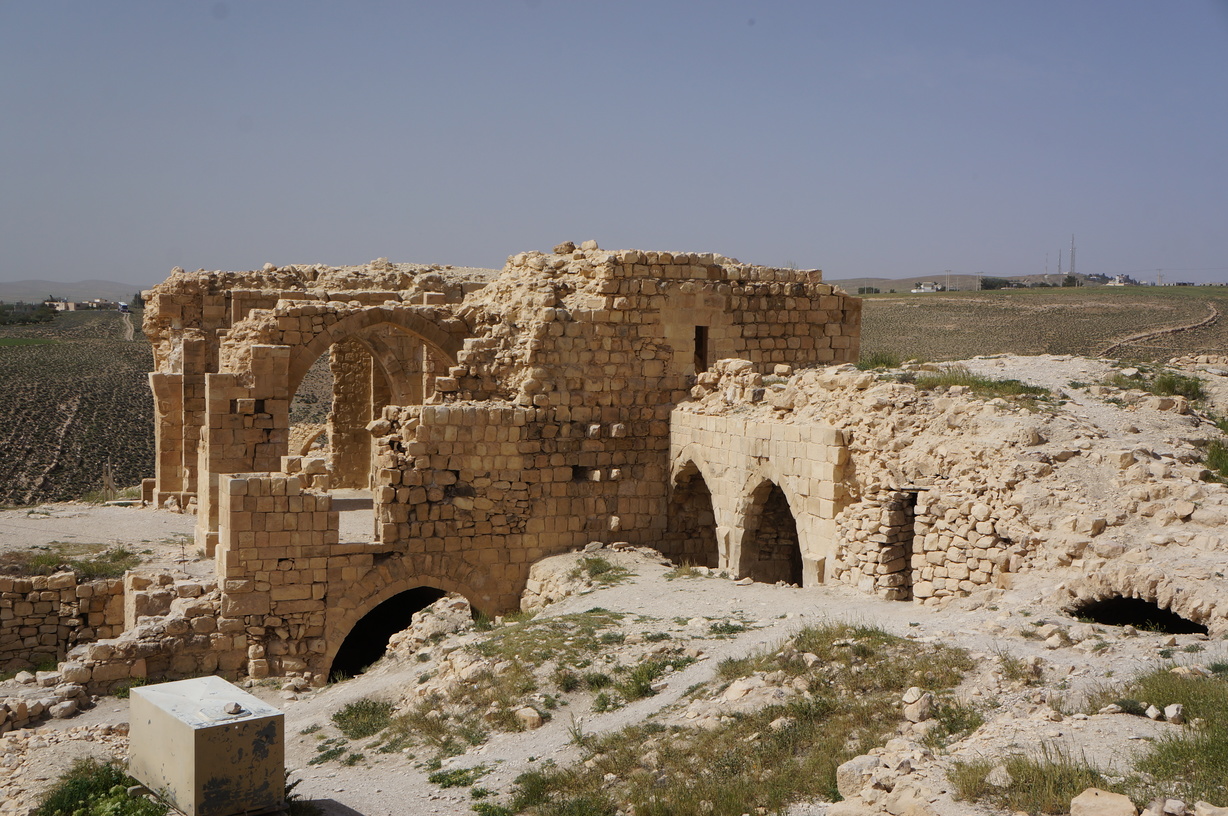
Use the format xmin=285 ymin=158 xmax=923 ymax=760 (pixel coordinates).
xmin=836 ymin=754 xmax=883 ymax=798
xmin=1071 ymin=788 xmax=1139 ymax=816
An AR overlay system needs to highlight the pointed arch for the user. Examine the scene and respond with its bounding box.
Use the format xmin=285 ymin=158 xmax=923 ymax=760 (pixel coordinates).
xmin=738 ymin=479 xmax=803 ymax=585
xmin=661 ymin=461 xmax=719 ymax=567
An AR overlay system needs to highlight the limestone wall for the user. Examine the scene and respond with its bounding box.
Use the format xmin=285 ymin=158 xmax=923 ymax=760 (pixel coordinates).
xmin=0 ymin=574 xmax=124 ymax=673
xmin=668 ymin=394 xmax=847 ymax=584
xmin=215 ymin=473 xmax=341 ymax=681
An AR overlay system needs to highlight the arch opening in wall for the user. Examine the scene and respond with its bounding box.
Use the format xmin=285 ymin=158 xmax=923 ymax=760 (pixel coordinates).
xmin=661 ymin=464 xmax=719 ymax=568
xmin=1068 ymin=595 xmax=1208 ymax=635
xmin=329 ymin=586 xmax=448 ymax=678
xmin=740 ymin=481 xmax=802 ymax=585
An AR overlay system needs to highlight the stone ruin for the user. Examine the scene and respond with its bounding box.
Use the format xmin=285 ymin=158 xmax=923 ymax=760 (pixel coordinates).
xmin=125 ymin=242 xmax=859 ymax=687
xmin=5 ymin=239 xmax=1228 ymax=727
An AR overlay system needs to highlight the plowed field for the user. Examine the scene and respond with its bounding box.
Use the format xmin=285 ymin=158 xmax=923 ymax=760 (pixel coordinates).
xmin=0 ymin=311 xmax=153 ymax=506
xmin=859 ymin=286 xmax=1228 ymax=362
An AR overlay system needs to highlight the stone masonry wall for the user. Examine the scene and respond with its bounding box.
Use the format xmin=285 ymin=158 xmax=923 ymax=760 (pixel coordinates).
xmin=216 ymin=473 xmax=341 ymax=682
xmin=0 ymin=574 xmax=124 ymax=672
xmin=668 ymin=395 xmax=847 ymax=584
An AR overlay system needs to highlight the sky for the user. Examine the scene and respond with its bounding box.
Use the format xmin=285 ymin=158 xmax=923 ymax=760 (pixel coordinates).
xmin=2 ymin=1 xmax=1227 ymax=287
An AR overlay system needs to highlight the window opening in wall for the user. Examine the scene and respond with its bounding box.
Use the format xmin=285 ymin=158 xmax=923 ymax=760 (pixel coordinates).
xmin=743 ymin=482 xmax=802 ymax=585
xmin=662 ymin=466 xmax=719 ymax=568
xmin=330 ymin=586 xmax=447 ymax=678
xmin=694 ymin=325 xmax=709 ymax=373
xmin=1069 ymin=596 xmax=1208 ymax=635
xmin=289 ymin=347 xmax=333 ymax=459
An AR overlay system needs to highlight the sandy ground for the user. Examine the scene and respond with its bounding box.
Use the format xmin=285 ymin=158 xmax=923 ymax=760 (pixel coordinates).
xmin=9 ymin=541 xmax=1217 ymax=816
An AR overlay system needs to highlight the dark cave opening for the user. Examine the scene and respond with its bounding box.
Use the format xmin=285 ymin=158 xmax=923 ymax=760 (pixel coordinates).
xmin=330 ymin=586 xmax=448 ymax=678
xmin=1070 ymin=595 xmax=1208 ymax=635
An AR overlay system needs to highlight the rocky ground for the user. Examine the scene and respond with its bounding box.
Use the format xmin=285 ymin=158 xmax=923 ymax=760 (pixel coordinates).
xmin=3 ymin=355 xmax=1228 ymax=816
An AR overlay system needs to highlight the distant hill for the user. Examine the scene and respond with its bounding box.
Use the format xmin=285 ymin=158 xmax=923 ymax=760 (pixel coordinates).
xmin=0 ymin=279 xmax=150 ymax=304
xmin=825 ymin=272 xmax=1113 ymax=293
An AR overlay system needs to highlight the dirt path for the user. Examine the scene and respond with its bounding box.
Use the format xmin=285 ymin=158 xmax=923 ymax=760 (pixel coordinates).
xmin=120 ymin=313 xmax=134 ymax=341
xmin=1101 ymin=301 xmax=1220 ymax=356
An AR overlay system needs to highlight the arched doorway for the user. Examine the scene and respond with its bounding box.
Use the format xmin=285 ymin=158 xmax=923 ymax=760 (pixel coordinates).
xmin=739 ymin=481 xmax=803 ymax=585
xmin=661 ymin=464 xmax=719 ymax=567
xmin=329 ymin=586 xmax=448 ymax=678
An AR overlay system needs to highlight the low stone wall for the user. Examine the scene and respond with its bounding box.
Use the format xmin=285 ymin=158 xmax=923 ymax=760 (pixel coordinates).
xmin=831 ymin=491 xmax=917 ymax=600
xmin=832 ymin=491 xmax=1027 ymax=603
xmin=64 ymin=584 xmax=246 ymax=696
xmin=0 ymin=573 xmax=124 ymax=672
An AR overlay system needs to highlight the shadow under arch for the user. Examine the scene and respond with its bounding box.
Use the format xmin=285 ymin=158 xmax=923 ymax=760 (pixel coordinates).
xmin=322 ymin=571 xmax=485 ymax=678
xmin=737 ymin=479 xmax=803 ymax=585
xmin=329 ymin=586 xmax=448 ymax=678
xmin=661 ymin=460 xmax=719 ymax=568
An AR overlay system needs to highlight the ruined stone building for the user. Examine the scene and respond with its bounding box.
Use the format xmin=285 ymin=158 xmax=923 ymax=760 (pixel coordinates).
xmin=135 ymin=243 xmax=860 ymax=681
xmin=5 ymin=240 xmax=1227 ymax=711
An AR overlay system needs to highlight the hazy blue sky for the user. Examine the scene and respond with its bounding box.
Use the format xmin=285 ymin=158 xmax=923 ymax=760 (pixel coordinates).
xmin=2 ymin=1 xmax=1226 ymax=286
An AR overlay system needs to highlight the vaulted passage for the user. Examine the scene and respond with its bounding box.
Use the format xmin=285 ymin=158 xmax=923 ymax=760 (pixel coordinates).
xmin=330 ymin=586 xmax=447 ymax=678
xmin=661 ymin=467 xmax=719 ymax=568
xmin=1070 ymin=596 xmax=1208 ymax=635
xmin=741 ymin=482 xmax=803 ymax=585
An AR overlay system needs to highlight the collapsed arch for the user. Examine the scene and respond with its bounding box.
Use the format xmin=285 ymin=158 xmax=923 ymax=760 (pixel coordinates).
xmin=738 ymin=480 xmax=803 ymax=585
xmin=1068 ymin=596 xmax=1208 ymax=635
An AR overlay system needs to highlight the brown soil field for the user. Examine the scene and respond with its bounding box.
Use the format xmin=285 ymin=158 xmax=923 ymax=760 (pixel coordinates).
xmin=0 ymin=311 xmax=154 ymax=506
xmin=859 ymin=286 xmax=1228 ymax=362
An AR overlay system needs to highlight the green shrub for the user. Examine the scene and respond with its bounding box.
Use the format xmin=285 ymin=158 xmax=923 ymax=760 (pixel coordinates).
xmin=428 ymin=765 xmax=488 ymax=788
xmin=570 ymin=556 xmax=631 ymax=586
xmin=1206 ymin=440 xmax=1228 ymax=482
xmin=1150 ymin=371 xmax=1206 ymax=401
xmin=34 ymin=759 xmax=168 ymax=816
xmin=332 ymin=698 xmax=394 ymax=739
xmin=0 ymin=542 xmax=142 ymax=579
xmin=112 ymin=677 xmax=148 ymax=699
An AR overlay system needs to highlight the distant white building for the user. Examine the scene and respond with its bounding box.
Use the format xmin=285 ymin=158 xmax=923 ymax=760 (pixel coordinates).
xmin=1104 ymin=274 xmax=1138 ymax=287
xmin=910 ymin=281 xmax=944 ymax=293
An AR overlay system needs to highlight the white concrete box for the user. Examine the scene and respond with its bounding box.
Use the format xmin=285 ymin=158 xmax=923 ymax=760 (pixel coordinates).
xmin=129 ymin=676 xmax=285 ymax=816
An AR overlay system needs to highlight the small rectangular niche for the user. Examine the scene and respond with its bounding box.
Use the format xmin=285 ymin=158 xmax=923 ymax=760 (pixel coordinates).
xmin=694 ymin=325 xmax=709 ymax=372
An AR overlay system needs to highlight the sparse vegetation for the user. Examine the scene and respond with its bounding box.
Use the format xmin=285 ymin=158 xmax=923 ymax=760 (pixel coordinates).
xmin=428 ymin=765 xmax=489 ymax=788
xmin=476 ymin=623 xmax=973 ymax=816
xmin=1102 ymin=368 xmax=1206 ymax=402
xmin=949 ymin=745 xmax=1113 ymax=814
xmin=0 ymin=542 xmax=142 ymax=579
xmin=332 ymin=698 xmax=394 ymax=739
xmin=1205 ymin=439 xmax=1228 ymax=482
xmin=856 ymin=349 xmax=902 ymax=370
xmin=111 ymin=677 xmax=149 ymax=699
xmin=911 ymin=364 xmax=1050 ymax=405
xmin=33 ymin=758 xmax=168 ymax=816
xmin=569 ymin=556 xmax=631 ymax=586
